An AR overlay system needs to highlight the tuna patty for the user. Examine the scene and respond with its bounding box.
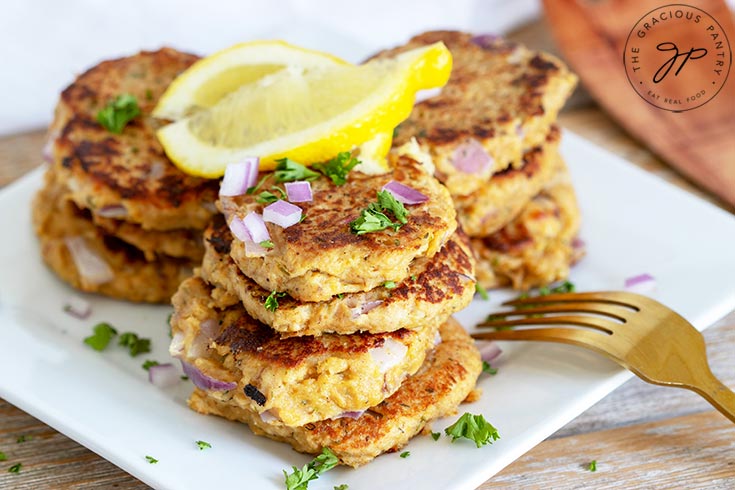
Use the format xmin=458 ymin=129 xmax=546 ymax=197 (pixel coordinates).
xmin=170 ymin=276 xmax=440 ymax=427
xmin=374 ymin=30 xmax=576 ymax=197
xmin=454 ymin=126 xmax=560 ymax=237
xmin=188 ymin=317 xmax=481 ymax=467
xmin=473 ymin=160 xmax=583 ymax=290
xmin=221 ymin=155 xmax=456 ymax=302
xmin=200 ymin=214 xmax=475 ymax=337
xmin=48 ymin=48 xmax=219 ymax=231
xmin=32 ymin=172 xmax=195 ymax=303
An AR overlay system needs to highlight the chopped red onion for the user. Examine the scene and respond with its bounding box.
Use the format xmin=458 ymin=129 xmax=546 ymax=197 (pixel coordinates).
xmin=515 ymin=123 xmax=525 ymax=138
xmin=42 ymin=137 xmax=56 ymax=164
xmin=369 ymin=338 xmax=408 ymax=373
xmin=169 ymin=332 xmax=185 ymax=358
xmin=97 ymin=204 xmax=128 ymax=219
xmin=149 ymin=363 xmax=180 ymax=388
xmin=228 ymin=216 xmax=252 ymax=242
xmin=433 ymin=331 xmax=442 ymax=346
xmin=187 ymin=319 xmax=219 ymax=358
xmin=243 ymin=212 xmax=270 ymax=243
xmin=263 ymin=200 xmax=302 ymax=228
xmin=147 ymin=161 xmax=166 ymax=180
xmin=259 ymin=409 xmax=280 ymax=423
xmin=471 ymin=33 xmax=500 ymax=49
xmin=414 ymin=87 xmax=442 ymax=104
xmin=451 ymin=140 xmax=494 ymax=174
xmin=180 ymin=360 xmax=237 ymax=391
xmin=333 ymin=410 xmax=365 ymax=420
xmin=244 ymin=239 xmax=268 ymax=257
xmin=458 ymin=273 xmax=475 ymax=283
xmin=63 ymin=295 xmax=92 ymax=320
xmin=382 ymin=181 xmax=429 ymax=205
xmin=64 ymin=236 xmax=114 ymax=285
xmin=285 ymin=181 xmax=313 ymax=203
xmin=351 ymin=300 xmax=383 ymax=319
xmin=624 ymin=273 xmax=656 ymax=294
xmin=219 ymin=158 xmax=259 ymax=197
xmin=476 ymin=340 xmax=502 ymax=362
xmin=572 ymin=237 xmax=586 ymax=250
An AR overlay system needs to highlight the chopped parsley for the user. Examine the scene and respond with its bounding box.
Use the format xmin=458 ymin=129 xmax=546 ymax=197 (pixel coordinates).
xmin=431 ymin=431 xmax=441 ymax=441
xmin=283 ymin=447 xmax=339 ymax=490
xmin=16 ymin=435 xmax=31 ymax=443
xmin=8 ymin=463 xmax=21 ymax=474
xmin=350 ymin=190 xmax=409 ymax=235
xmin=96 ymin=94 xmax=140 ymax=134
xmin=260 ymin=240 xmax=275 ymax=249
xmin=264 ymin=291 xmax=287 ymax=312
xmin=0 ymin=451 xmax=6 ymax=461
xmin=145 ymin=455 xmax=158 ymax=464
xmin=275 ymin=158 xmax=320 ymax=183
xmin=256 ymin=186 xmax=287 ymax=204
xmin=246 ymin=174 xmax=270 ymax=195
xmin=145 ymin=89 xmax=153 ymax=101
xmin=475 ymin=283 xmax=489 ymax=300
xmin=196 ymin=440 xmax=212 ymax=451
xmin=334 ymin=485 xmax=349 ymax=490
xmin=312 ymin=152 xmax=361 ymax=185
xmin=181 ymin=375 xmax=189 ymax=381
xmin=383 ymin=281 xmax=397 ymax=289
xmin=588 ymin=460 xmax=597 ymax=472
xmin=83 ymin=322 xmax=118 ymax=351
xmin=142 ymin=360 xmax=159 ymax=371
xmin=539 ymin=280 xmax=575 ymax=296
xmin=399 ymin=451 xmax=410 ymax=458
xmin=445 ymin=413 xmax=500 ymax=448
xmin=118 ymin=332 xmax=151 ymax=357
xmin=482 ymin=361 xmax=498 ymax=375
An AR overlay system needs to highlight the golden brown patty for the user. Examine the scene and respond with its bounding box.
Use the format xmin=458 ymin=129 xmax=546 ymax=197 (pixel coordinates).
xmin=374 ymin=30 xmax=577 ymax=197
xmin=222 ymin=155 xmax=457 ymax=302
xmin=170 ymin=276 xmax=441 ymax=427
xmin=473 ymin=161 xmax=583 ymax=290
xmin=200 ymin=214 xmax=475 ymax=336
xmin=454 ymin=126 xmax=560 ymax=237
xmin=32 ymin=172 xmax=195 ymax=303
xmin=49 ymin=48 xmax=219 ymax=231
xmin=188 ymin=317 xmax=481 ymax=467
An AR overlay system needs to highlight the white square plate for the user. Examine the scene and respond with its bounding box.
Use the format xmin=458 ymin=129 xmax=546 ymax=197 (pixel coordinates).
xmin=1 ymin=131 xmax=734 ymax=490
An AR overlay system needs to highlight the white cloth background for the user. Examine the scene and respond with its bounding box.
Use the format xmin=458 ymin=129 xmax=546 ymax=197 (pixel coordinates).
xmin=0 ymin=0 xmax=540 ymax=135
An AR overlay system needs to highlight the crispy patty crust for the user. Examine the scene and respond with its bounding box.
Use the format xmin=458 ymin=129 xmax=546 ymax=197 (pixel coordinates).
xmin=374 ymin=31 xmax=576 ymax=197
xmin=188 ymin=317 xmax=481 ymax=467
xmin=49 ymin=48 xmax=219 ymax=231
xmin=170 ymin=276 xmax=441 ymax=427
xmin=222 ymin=155 xmax=456 ymax=302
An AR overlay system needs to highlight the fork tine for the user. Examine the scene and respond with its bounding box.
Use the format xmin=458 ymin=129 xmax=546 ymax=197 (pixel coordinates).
xmin=483 ymin=302 xmax=631 ymax=322
xmin=503 ymin=291 xmax=642 ymax=310
xmin=472 ymin=327 xmax=609 ymax=346
xmin=478 ymin=314 xmax=616 ymax=333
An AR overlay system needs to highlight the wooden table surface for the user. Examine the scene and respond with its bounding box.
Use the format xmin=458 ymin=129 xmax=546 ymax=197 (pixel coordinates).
xmin=1 ymin=19 xmax=735 ymax=487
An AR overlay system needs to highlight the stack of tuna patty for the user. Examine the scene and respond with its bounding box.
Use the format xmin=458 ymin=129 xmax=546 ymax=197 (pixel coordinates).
xmin=32 ymin=49 xmax=219 ymax=303
xmin=376 ymin=31 xmax=584 ymax=290
xmin=170 ymin=152 xmax=481 ymax=466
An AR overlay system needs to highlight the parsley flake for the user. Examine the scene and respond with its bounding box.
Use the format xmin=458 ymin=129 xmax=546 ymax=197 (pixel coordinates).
xmin=145 ymin=89 xmax=153 ymax=101
xmin=482 ymin=361 xmax=498 ymax=375
xmin=383 ymin=281 xmax=397 ymax=289
xmin=334 ymin=485 xmax=349 ymax=490
xmin=96 ymin=94 xmax=140 ymax=134
xmin=431 ymin=432 xmax=441 ymax=441
xmin=256 ymin=186 xmax=287 ymax=204
xmin=8 ymin=463 xmax=21 ymax=474
xmin=445 ymin=413 xmax=500 ymax=448
xmin=145 ymin=455 xmax=158 ymax=464
xmin=246 ymin=174 xmax=270 ymax=195
xmin=399 ymin=451 xmax=410 ymax=458
xmin=83 ymin=322 xmax=118 ymax=351
xmin=377 ymin=190 xmax=408 ymax=224
xmin=264 ymin=291 xmax=287 ymax=312
xmin=275 ymin=158 xmax=320 ymax=183
xmin=118 ymin=332 xmax=151 ymax=357
xmin=312 ymin=152 xmax=361 ymax=186
xmin=196 ymin=440 xmax=212 ymax=451
xmin=283 ymin=447 xmax=338 ymax=490
xmin=260 ymin=240 xmax=274 ymax=249
xmin=16 ymin=435 xmax=31 ymax=443
xmin=142 ymin=360 xmax=159 ymax=371
xmin=588 ymin=460 xmax=597 ymax=472
xmin=0 ymin=451 xmax=6 ymax=461
xmin=475 ymin=283 xmax=489 ymax=300
xmin=350 ymin=190 xmax=409 ymax=236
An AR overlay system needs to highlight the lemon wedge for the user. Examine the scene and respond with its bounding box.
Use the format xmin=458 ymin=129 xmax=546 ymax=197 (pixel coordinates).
xmin=156 ymin=42 xmax=452 ymax=177
xmin=154 ymin=41 xmax=347 ymax=121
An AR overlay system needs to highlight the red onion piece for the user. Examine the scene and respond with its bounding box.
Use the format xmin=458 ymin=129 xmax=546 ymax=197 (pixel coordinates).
xmin=149 ymin=363 xmax=180 ymax=388
xmin=334 ymin=410 xmax=365 ymax=420
xmin=350 ymin=300 xmax=383 ymax=319
xmin=414 ymin=87 xmax=442 ymax=104
xmin=244 ymin=239 xmax=268 ymax=257
xmin=42 ymin=138 xmax=55 ymax=164
xmin=63 ymin=295 xmax=92 ymax=320
xmin=147 ymin=161 xmax=166 ymax=180
xmin=572 ymin=237 xmax=586 ymax=250
xmin=285 ymin=181 xmax=313 ymax=203
xmin=263 ymin=200 xmax=302 ymax=228
xmin=259 ymin=409 xmax=280 ymax=423
xmin=624 ymin=273 xmax=656 ymax=294
xmin=433 ymin=331 xmax=442 ymax=346
xmin=64 ymin=236 xmax=114 ymax=285
xmin=476 ymin=340 xmax=502 ymax=362
xmin=180 ymin=360 xmax=237 ymax=391
xmin=451 ymin=140 xmax=494 ymax=174
xmin=228 ymin=216 xmax=252 ymax=242
xmin=97 ymin=204 xmax=128 ymax=219
xmin=369 ymin=338 xmax=408 ymax=373
xmin=243 ymin=212 xmax=270 ymax=243
xmin=219 ymin=158 xmax=259 ymax=197
xmin=471 ymin=33 xmax=500 ymax=49
xmin=169 ymin=332 xmax=185 ymax=358
xmin=382 ymin=180 xmax=429 ymax=205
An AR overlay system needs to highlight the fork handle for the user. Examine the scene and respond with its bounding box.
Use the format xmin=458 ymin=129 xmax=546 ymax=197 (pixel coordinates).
xmin=691 ymin=372 xmax=735 ymax=424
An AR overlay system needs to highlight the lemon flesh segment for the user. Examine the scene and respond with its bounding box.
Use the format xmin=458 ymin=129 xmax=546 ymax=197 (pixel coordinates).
xmin=157 ymin=42 xmax=452 ymax=177
xmin=355 ymin=131 xmax=393 ymax=175
xmin=153 ymin=40 xmax=347 ymax=121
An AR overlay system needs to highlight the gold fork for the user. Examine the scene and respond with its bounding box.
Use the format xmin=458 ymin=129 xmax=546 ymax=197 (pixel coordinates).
xmin=472 ymin=291 xmax=735 ymax=423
